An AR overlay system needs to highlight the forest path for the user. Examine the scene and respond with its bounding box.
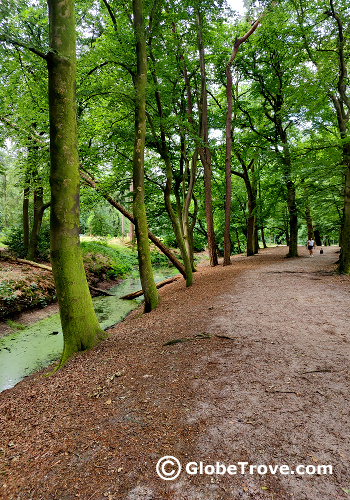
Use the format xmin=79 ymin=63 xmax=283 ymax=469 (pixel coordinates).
xmin=0 ymin=246 xmax=349 ymax=500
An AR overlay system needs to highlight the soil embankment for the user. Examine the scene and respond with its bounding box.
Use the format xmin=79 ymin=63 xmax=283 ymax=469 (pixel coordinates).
xmin=0 ymin=246 xmax=349 ymax=499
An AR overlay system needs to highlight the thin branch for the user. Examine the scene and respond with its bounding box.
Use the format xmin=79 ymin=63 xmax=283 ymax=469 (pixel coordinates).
xmin=0 ymin=35 xmax=47 ymax=60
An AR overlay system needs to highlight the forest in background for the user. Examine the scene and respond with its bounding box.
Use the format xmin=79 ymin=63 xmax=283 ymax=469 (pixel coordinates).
xmin=0 ymin=0 xmax=347 ymax=255
xmin=0 ymin=0 xmax=349 ymax=364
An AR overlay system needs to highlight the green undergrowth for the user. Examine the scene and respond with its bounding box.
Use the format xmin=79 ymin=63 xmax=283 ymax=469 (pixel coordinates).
xmin=81 ymin=241 xmax=138 ymax=280
xmin=80 ymin=240 xmax=175 ymax=281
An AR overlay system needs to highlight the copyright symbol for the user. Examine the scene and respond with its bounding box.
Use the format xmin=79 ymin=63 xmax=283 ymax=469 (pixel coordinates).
xmin=156 ymin=456 xmax=181 ymax=480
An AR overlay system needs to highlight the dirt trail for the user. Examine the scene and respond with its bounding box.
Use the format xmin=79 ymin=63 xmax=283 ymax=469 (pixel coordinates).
xmin=0 ymin=246 xmax=349 ymax=500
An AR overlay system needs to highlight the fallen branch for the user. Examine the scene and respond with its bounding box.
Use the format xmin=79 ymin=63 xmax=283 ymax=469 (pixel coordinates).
xmin=4 ymin=255 xmax=115 ymax=297
xmin=266 ymin=390 xmax=300 ymax=395
xmin=88 ymin=285 xmax=115 ymax=296
xmin=120 ymin=275 xmax=181 ymax=299
xmin=301 ymin=369 xmax=332 ymax=374
xmin=215 ymin=334 xmax=238 ymax=340
xmin=163 ymin=332 xmax=211 ymax=346
xmin=11 ymin=257 xmax=52 ymax=271
xmin=80 ymin=169 xmax=186 ymax=278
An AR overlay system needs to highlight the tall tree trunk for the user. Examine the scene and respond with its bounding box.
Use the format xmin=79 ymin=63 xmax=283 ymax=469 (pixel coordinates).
xmin=163 ymin=154 xmax=193 ymax=286
xmin=47 ymin=0 xmax=106 ymax=367
xmin=235 ymin=228 xmax=242 ymax=254
xmin=148 ymin=47 xmax=193 ymax=286
xmin=258 ymin=180 xmax=267 ymax=248
xmin=2 ymin=174 xmax=6 ymax=229
xmin=233 ymin=155 xmax=258 ymax=256
xmin=223 ymin=15 xmax=262 ymax=265
xmin=132 ymin=0 xmax=158 ymax=311
xmin=129 ymin=181 xmax=135 ymax=241
xmin=224 ymin=62 xmax=233 ymax=265
xmin=246 ymin=195 xmax=257 ymax=256
xmin=26 ymin=187 xmax=49 ymax=261
xmin=276 ymin=113 xmax=298 ymax=258
xmin=338 ymin=142 xmax=350 ymax=273
xmin=305 ymin=199 xmax=314 ymax=241
xmin=23 ymin=181 xmax=30 ymax=250
xmin=182 ymin=150 xmax=198 ymax=271
xmin=286 ymin=179 xmax=298 ymax=257
xmin=196 ymin=8 xmax=218 ymax=267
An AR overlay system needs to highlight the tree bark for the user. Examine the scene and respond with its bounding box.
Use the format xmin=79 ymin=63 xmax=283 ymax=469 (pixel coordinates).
xmin=132 ymin=0 xmax=158 ymax=311
xmin=2 ymin=175 xmax=6 ymax=229
xmin=233 ymin=155 xmax=258 ymax=256
xmin=26 ymin=186 xmax=50 ymax=261
xmin=47 ymin=0 xmax=106 ymax=368
xmin=23 ymin=181 xmax=30 ymax=250
xmin=338 ymin=142 xmax=350 ymax=273
xmin=305 ymin=200 xmax=314 ymax=241
xmin=223 ymin=15 xmax=262 ymax=265
xmin=224 ymin=63 xmax=233 ymax=265
xmin=275 ymin=113 xmax=298 ymax=258
xmin=196 ymin=8 xmax=218 ymax=267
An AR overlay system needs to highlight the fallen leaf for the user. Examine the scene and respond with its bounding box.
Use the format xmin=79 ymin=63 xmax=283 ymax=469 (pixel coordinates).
xmin=105 ymin=398 xmax=112 ymax=405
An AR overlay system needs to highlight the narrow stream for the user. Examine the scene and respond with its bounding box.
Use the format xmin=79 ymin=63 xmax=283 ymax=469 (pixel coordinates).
xmin=0 ymin=267 xmax=179 ymax=392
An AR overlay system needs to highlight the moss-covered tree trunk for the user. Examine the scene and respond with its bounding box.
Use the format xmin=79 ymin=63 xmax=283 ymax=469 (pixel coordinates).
xmin=132 ymin=0 xmax=158 ymax=312
xmin=47 ymin=0 xmax=106 ymax=367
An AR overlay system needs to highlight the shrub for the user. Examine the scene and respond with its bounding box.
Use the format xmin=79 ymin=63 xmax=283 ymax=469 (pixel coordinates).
xmin=4 ymin=224 xmax=50 ymax=260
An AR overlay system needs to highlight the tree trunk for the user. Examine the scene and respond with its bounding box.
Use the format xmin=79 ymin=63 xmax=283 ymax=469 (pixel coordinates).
xmin=246 ymin=199 xmax=256 ymax=256
xmin=148 ymin=47 xmax=193 ymax=286
xmin=182 ymin=150 xmax=198 ymax=272
xmin=23 ymin=181 xmax=30 ymax=250
xmin=47 ymin=0 xmax=106 ymax=368
xmin=26 ymin=187 xmax=48 ymax=261
xmin=233 ymin=156 xmax=258 ymax=256
xmin=223 ymin=63 xmax=233 ymax=265
xmin=132 ymin=0 xmax=158 ymax=312
xmin=235 ymin=228 xmax=242 ymax=254
xmin=338 ymin=142 xmax=350 ymax=273
xmin=260 ymin=226 xmax=267 ymax=248
xmin=286 ymin=180 xmax=298 ymax=257
xmin=129 ymin=181 xmax=135 ymax=241
xmin=223 ymin=16 xmax=262 ymax=265
xmin=196 ymin=8 xmax=218 ymax=267
xmin=276 ymin=114 xmax=298 ymax=258
xmin=163 ymin=154 xmax=193 ymax=286
xmin=305 ymin=200 xmax=314 ymax=241
xmin=258 ymin=180 xmax=267 ymax=248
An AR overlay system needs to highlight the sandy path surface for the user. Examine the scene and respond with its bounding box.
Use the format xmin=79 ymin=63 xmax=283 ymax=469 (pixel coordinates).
xmin=0 ymin=246 xmax=349 ymax=500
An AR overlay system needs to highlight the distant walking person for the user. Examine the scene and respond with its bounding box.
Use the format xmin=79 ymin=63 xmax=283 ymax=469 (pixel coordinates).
xmin=308 ymin=237 xmax=315 ymax=257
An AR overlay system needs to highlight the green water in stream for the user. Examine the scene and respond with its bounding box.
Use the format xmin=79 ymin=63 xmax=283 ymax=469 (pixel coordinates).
xmin=0 ymin=268 xmax=179 ymax=392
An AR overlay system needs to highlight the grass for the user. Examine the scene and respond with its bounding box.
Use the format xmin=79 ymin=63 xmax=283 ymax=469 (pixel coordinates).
xmin=6 ymin=319 xmax=26 ymax=330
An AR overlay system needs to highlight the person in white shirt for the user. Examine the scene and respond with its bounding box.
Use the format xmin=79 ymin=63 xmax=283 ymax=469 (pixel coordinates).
xmin=307 ymin=238 xmax=315 ymax=257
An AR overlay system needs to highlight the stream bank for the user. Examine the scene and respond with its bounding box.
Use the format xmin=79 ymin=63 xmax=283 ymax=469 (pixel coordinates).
xmin=0 ymin=267 xmax=180 ymax=392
